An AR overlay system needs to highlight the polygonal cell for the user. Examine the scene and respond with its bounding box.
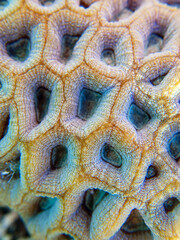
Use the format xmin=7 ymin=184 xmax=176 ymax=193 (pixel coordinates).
xmin=16 ymin=67 xmax=62 ymax=141
xmin=110 ymin=0 xmax=141 ymax=22
xmin=163 ymin=197 xmax=179 ymax=213
xmin=51 ymin=145 xmax=68 ymax=170
xmin=77 ymin=88 xmax=102 ymax=121
xmin=167 ymin=132 xmax=180 ymax=161
xmin=61 ymin=34 xmax=81 ymax=64
xmin=100 ymin=143 xmax=122 ymax=168
xmin=159 ymin=0 xmax=180 ymax=8
xmin=150 ymin=71 xmax=169 ymax=86
xmin=121 ymin=209 xmax=151 ymax=234
xmin=85 ymin=27 xmax=133 ymax=78
xmin=61 ymin=67 xmax=118 ymax=137
xmin=37 ymin=197 xmax=57 ymax=213
xmin=83 ymin=189 xmax=108 ymax=215
xmin=57 ymin=234 xmax=74 ymax=240
xmin=39 ymin=0 xmax=55 ymax=6
xmin=28 ymin=127 xmax=80 ymax=194
xmin=44 ymin=11 xmax=91 ymax=75
xmin=0 ymin=114 xmax=9 ymax=140
xmin=128 ymin=103 xmax=151 ymax=130
xmin=0 ymin=153 xmax=20 ymax=183
xmin=34 ymin=87 xmax=51 ymax=123
xmin=0 ymin=13 xmax=45 ymax=73
xmin=145 ymin=165 xmax=158 ymax=179
xmin=131 ymin=7 xmax=180 ymax=61
xmin=6 ymin=37 xmax=31 ymax=62
xmin=100 ymin=49 xmax=116 ymax=66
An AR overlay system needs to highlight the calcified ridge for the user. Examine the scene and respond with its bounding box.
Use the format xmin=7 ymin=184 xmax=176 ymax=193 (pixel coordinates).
xmin=0 ymin=0 xmax=180 ymax=240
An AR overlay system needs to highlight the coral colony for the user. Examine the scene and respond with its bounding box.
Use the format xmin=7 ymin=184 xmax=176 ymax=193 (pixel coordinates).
xmin=0 ymin=0 xmax=180 ymax=239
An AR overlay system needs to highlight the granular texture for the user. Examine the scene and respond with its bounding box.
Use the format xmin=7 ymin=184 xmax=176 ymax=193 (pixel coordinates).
xmin=0 ymin=0 xmax=180 ymax=239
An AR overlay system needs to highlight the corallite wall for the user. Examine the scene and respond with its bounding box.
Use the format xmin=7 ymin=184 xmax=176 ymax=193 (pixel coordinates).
xmin=0 ymin=0 xmax=179 ymax=239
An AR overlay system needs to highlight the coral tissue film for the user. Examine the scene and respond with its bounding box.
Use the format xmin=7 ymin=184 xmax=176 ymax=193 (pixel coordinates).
xmin=0 ymin=0 xmax=180 ymax=240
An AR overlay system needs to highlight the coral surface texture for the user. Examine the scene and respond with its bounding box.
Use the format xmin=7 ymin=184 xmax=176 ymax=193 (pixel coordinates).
xmin=0 ymin=0 xmax=180 ymax=239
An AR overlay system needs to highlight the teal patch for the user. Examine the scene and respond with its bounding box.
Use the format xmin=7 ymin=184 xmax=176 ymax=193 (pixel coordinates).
xmin=78 ymin=88 xmax=102 ymax=120
xmin=6 ymin=37 xmax=31 ymax=62
xmin=101 ymin=143 xmax=122 ymax=168
xmin=128 ymin=103 xmax=150 ymax=130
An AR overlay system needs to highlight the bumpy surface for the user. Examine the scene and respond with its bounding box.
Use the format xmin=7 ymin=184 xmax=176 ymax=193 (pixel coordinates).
xmin=0 ymin=0 xmax=180 ymax=239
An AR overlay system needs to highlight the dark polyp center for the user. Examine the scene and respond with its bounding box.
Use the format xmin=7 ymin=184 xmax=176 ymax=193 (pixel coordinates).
xmin=0 ymin=81 xmax=2 ymax=88
xmin=121 ymin=209 xmax=150 ymax=233
xmin=34 ymin=87 xmax=51 ymax=123
xmin=6 ymin=37 xmax=31 ymax=62
xmin=11 ymin=154 xmax=21 ymax=180
xmin=80 ymin=0 xmax=91 ymax=8
xmin=100 ymin=143 xmax=122 ymax=168
xmin=110 ymin=1 xmax=140 ymax=22
xmin=57 ymin=234 xmax=74 ymax=240
xmin=160 ymin=0 xmax=180 ymax=8
xmin=61 ymin=34 xmax=80 ymax=64
xmin=145 ymin=165 xmax=157 ymax=179
xmin=163 ymin=197 xmax=179 ymax=213
xmin=38 ymin=197 xmax=56 ymax=212
xmin=150 ymin=71 xmax=168 ymax=86
xmin=6 ymin=212 xmax=30 ymax=238
xmin=0 ymin=154 xmax=20 ymax=182
xmin=51 ymin=145 xmax=68 ymax=170
xmin=128 ymin=103 xmax=151 ymax=130
xmin=77 ymin=88 xmax=102 ymax=120
xmin=0 ymin=114 xmax=10 ymax=140
xmin=101 ymin=48 xmax=116 ymax=66
xmin=0 ymin=0 xmax=8 ymax=7
xmin=39 ymin=0 xmax=55 ymax=6
xmin=83 ymin=189 xmax=108 ymax=214
xmin=168 ymin=132 xmax=180 ymax=161
xmin=145 ymin=33 xmax=164 ymax=56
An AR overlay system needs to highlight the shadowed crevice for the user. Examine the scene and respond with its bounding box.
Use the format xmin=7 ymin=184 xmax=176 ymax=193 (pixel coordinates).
xmin=51 ymin=145 xmax=68 ymax=170
xmin=163 ymin=197 xmax=179 ymax=213
xmin=6 ymin=37 xmax=31 ymax=62
xmin=100 ymin=143 xmax=122 ymax=168
xmin=110 ymin=0 xmax=141 ymax=22
xmin=82 ymin=189 xmax=109 ymax=215
xmin=37 ymin=197 xmax=57 ymax=213
xmin=57 ymin=233 xmax=74 ymax=240
xmin=145 ymin=33 xmax=164 ymax=56
xmin=34 ymin=87 xmax=51 ymax=123
xmin=121 ymin=209 xmax=151 ymax=234
xmin=101 ymin=48 xmax=116 ymax=66
xmin=60 ymin=34 xmax=81 ymax=64
xmin=150 ymin=71 xmax=168 ymax=86
xmin=145 ymin=165 xmax=158 ymax=179
xmin=0 ymin=114 xmax=10 ymax=140
xmin=80 ymin=0 xmax=91 ymax=8
xmin=77 ymin=88 xmax=102 ymax=121
xmin=39 ymin=0 xmax=55 ymax=6
xmin=167 ymin=132 xmax=180 ymax=161
xmin=128 ymin=103 xmax=151 ymax=130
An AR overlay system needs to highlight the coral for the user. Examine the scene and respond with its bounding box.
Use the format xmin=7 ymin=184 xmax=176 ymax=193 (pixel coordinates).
xmin=0 ymin=0 xmax=180 ymax=239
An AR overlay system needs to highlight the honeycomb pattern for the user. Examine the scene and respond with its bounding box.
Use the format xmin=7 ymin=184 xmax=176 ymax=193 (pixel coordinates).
xmin=0 ymin=0 xmax=180 ymax=239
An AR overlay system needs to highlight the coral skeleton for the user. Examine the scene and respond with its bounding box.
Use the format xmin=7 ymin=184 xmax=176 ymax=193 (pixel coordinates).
xmin=0 ymin=0 xmax=180 ymax=239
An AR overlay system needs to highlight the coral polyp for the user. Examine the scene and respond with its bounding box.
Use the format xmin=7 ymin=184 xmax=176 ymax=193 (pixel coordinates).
xmin=0 ymin=0 xmax=180 ymax=239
